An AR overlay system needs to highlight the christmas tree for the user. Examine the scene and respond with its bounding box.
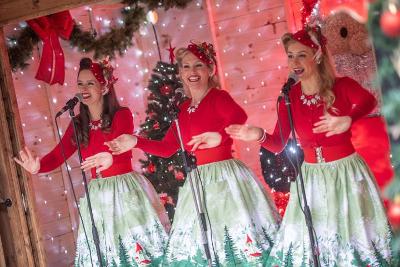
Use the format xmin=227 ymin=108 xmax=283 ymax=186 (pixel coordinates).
xmin=368 ymin=0 xmax=400 ymax=264
xmin=118 ymin=235 xmax=132 ymax=267
xmin=139 ymin=61 xmax=186 ymax=220
xmin=223 ymin=226 xmax=242 ymax=266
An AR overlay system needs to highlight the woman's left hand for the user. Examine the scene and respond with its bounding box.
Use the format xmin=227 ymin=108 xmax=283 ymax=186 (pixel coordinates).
xmin=187 ymin=132 xmax=222 ymax=151
xmin=81 ymin=152 xmax=113 ymax=172
xmin=313 ymin=114 xmax=352 ymax=137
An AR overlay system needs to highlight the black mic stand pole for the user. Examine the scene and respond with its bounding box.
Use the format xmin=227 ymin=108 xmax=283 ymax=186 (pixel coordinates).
xmin=68 ymin=108 xmax=104 ymax=267
xmin=279 ymin=88 xmax=320 ymax=267
xmin=171 ymin=106 xmax=213 ymax=267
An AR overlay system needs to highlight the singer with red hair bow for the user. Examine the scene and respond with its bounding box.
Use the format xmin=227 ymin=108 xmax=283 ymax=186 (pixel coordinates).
xmin=226 ymin=26 xmax=392 ymax=266
xmin=106 ymin=41 xmax=280 ymax=265
xmin=14 ymin=57 xmax=170 ymax=266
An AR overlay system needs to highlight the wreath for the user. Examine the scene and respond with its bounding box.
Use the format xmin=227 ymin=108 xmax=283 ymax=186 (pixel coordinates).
xmin=7 ymin=0 xmax=192 ymax=71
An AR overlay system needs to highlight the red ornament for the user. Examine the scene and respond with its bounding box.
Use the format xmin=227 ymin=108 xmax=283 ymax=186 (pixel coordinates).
xmin=174 ymin=170 xmax=185 ymax=180
xmin=153 ymin=121 xmax=160 ymax=130
xmin=160 ymin=85 xmax=172 ymax=96
xmin=147 ymin=163 xmax=156 ymax=173
xmin=388 ymin=201 xmax=400 ymax=229
xmin=380 ymin=10 xmax=400 ymax=37
xmin=159 ymin=193 xmax=174 ymax=206
xmin=272 ymin=191 xmax=290 ymax=217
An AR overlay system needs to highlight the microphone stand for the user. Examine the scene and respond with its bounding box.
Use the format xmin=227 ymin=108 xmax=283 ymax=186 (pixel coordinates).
xmin=279 ymin=88 xmax=320 ymax=267
xmin=68 ymin=108 xmax=104 ymax=267
xmin=170 ymin=105 xmax=213 ymax=267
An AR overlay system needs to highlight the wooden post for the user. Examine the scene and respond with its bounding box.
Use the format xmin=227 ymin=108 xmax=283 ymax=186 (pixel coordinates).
xmin=0 ymin=27 xmax=46 ymax=267
xmin=0 ymin=237 xmax=6 ymax=267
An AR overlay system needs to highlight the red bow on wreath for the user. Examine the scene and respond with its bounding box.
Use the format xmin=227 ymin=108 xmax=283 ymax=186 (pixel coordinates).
xmin=27 ymin=11 xmax=74 ymax=85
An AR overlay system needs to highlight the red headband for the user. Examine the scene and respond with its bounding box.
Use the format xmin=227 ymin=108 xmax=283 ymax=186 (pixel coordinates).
xmin=87 ymin=58 xmax=118 ymax=94
xmin=291 ymin=27 xmax=327 ymax=50
xmin=187 ymin=42 xmax=218 ymax=74
xmin=90 ymin=62 xmax=107 ymax=85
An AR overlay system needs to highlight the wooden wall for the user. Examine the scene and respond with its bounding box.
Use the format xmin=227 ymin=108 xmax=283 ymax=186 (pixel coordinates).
xmin=6 ymin=1 xmax=213 ymax=266
xmin=207 ymin=0 xmax=290 ymax=177
xmin=4 ymin=0 xmax=292 ymax=265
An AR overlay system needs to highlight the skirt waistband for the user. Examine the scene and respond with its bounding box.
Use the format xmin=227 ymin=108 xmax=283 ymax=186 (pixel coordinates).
xmin=302 ymin=144 xmax=355 ymax=163
xmin=194 ymin=145 xmax=233 ymax=165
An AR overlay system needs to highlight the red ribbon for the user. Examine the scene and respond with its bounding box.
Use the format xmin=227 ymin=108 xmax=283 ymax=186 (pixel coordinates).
xmin=27 ymin=11 xmax=74 ymax=85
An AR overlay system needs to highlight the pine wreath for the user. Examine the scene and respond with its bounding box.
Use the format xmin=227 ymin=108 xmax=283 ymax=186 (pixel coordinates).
xmin=6 ymin=0 xmax=193 ymax=70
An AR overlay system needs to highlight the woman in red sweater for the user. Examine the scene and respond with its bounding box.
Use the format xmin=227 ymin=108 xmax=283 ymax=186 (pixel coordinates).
xmin=106 ymin=42 xmax=280 ymax=265
xmin=14 ymin=58 xmax=170 ymax=266
xmin=226 ymin=26 xmax=392 ymax=266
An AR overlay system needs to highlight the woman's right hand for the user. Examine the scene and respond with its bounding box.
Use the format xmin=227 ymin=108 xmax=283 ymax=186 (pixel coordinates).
xmin=225 ymin=124 xmax=264 ymax=142
xmin=14 ymin=146 xmax=40 ymax=174
xmin=105 ymin=134 xmax=137 ymax=155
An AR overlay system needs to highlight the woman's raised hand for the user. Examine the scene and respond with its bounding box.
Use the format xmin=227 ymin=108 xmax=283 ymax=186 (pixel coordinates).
xmin=313 ymin=114 xmax=352 ymax=137
xmin=105 ymin=134 xmax=137 ymax=155
xmin=81 ymin=152 xmax=113 ymax=172
xmin=187 ymin=132 xmax=222 ymax=151
xmin=225 ymin=124 xmax=264 ymax=142
xmin=14 ymin=146 xmax=40 ymax=174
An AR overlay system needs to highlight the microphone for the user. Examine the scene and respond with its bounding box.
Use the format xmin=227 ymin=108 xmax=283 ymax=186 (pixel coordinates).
xmin=281 ymin=73 xmax=299 ymax=95
xmin=56 ymin=93 xmax=83 ymax=117
xmin=173 ymin=87 xmax=185 ymax=104
xmin=170 ymin=87 xmax=185 ymax=106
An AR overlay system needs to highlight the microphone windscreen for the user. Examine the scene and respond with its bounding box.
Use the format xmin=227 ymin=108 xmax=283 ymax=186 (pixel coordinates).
xmin=288 ymin=72 xmax=299 ymax=83
xmin=75 ymin=93 xmax=84 ymax=102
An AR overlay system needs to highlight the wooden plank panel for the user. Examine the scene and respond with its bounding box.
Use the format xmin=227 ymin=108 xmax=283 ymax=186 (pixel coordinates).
xmin=212 ymin=0 xmax=284 ymax=22
xmin=0 ymin=0 xmax=111 ymax=26
xmin=41 ymin=217 xmax=73 ymax=240
xmin=222 ymin=47 xmax=288 ymax=76
xmin=214 ymin=6 xmax=286 ymax=34
xmin=37 ymin=198 xmax=70 ymax=224
xmin=44 ymin=232 xmax=76 ymax=267
xmin=225 ymin=68 xmax=289 ymax=92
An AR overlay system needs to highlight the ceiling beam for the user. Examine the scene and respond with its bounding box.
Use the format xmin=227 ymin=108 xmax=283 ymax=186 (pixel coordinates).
xmin=0 ymin=0 xmax=111 ymax=27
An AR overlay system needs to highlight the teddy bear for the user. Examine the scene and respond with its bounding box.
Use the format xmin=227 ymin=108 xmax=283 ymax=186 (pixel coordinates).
xmin=322 ymin=12 xmax=394 ymax=190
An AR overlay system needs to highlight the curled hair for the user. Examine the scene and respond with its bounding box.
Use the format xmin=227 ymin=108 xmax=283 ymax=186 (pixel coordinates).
xmin=281 ymin=31 xmax=337 ymax=109
xmin=175 ymin=46 xmax=220 ymax=92
xmin=74 ymin=57 xmax=121 ymax=147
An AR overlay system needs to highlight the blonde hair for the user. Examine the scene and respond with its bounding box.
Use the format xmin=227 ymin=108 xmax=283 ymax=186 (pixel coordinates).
xmin=281 ymin=32 xmax=337 ymax=109
xmin=175 ymin=46 xmax=220 ymax=91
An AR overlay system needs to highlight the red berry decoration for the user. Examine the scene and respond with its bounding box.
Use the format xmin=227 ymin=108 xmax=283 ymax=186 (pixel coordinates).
xmin=160 ymin=85 xmax=172 ymax=96
xmin=147 ymin=163 xmax=156 ymax=173
xmin=380 ymin=10 xmax=400 ymax=37
xmin=388 ymin=201 xmax=400 ymax=229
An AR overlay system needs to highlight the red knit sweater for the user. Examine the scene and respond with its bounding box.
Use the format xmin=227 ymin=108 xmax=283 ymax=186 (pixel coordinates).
xmin=136 ymin=88 xmax=247 ymax=165
xmin=39 ymin=108 xmax=134 ymax=178
xmin=261 ymin=76 xmax=377 ymax=154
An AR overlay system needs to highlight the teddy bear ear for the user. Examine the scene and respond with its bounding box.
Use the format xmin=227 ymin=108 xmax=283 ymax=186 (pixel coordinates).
xmin=322 ymin=12 xmax=371 ymax=56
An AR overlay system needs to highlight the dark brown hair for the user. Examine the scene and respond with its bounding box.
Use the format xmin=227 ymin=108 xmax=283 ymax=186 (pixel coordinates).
xmin=74 ymin=57 xmax=121 ymax=147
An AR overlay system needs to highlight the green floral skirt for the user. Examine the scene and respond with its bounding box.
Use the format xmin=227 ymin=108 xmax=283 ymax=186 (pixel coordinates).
xmin=266 ymin=153 xmax=392 ymax=267
xmin=163 ymin=159 xmax=281 ymax=266
xmin=74 ymin=172 xmax=170 ymax=266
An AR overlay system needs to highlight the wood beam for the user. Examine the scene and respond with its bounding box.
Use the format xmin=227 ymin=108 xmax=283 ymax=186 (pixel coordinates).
xmin=0 ymin=27 xmax=46 ymax=267
xmin=0 ymin=236 xmax=5 ymax=267
xmin=0 ymin=0 xmax=108 ymax=27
